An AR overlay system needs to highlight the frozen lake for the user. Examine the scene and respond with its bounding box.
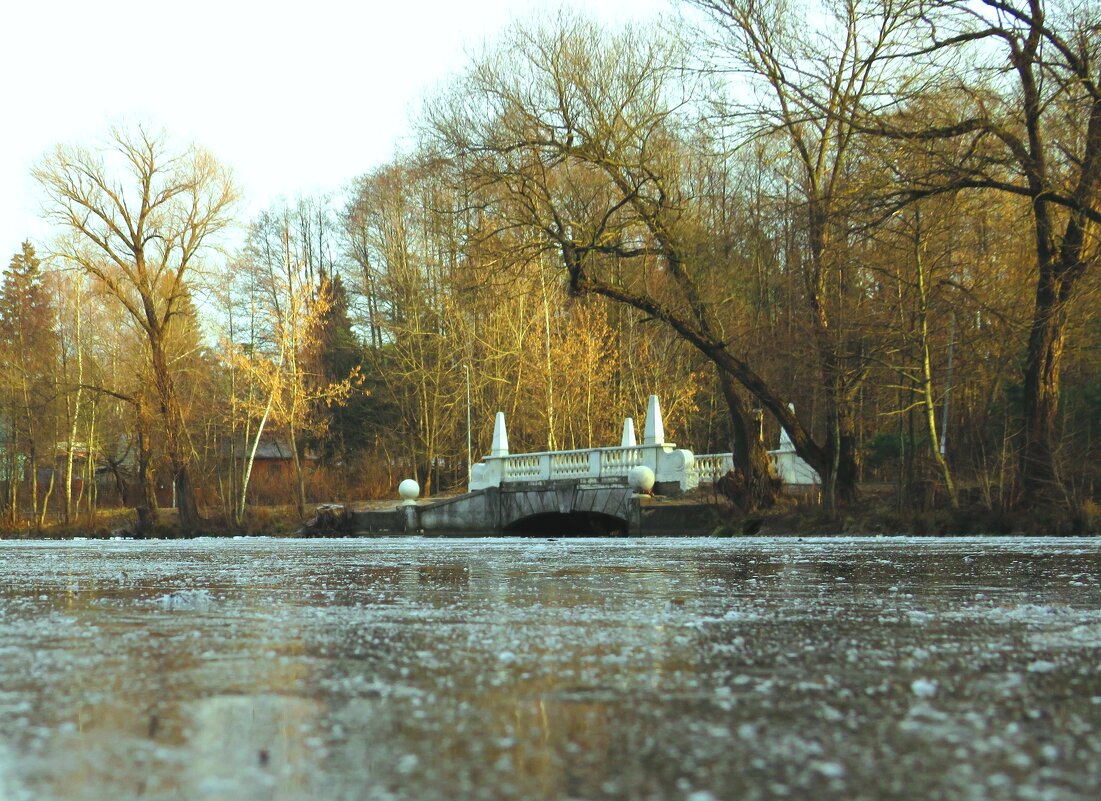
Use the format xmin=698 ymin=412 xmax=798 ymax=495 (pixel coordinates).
xmin=1 ymin=537 xmax=1100 ymax=801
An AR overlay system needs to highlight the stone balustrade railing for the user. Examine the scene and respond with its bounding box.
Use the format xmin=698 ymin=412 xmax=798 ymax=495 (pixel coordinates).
xmin=470 ymin=395 xmax=701 ymax=492
xmin=465 ymin=394 xmax=819 ymax=495
xmin=693 ymin=453 xmax=735 ymax=484
xmin=472 ymin=442 xmax=697 ymax=492
xmin=689 ymin=450 xmax=817 ymax=486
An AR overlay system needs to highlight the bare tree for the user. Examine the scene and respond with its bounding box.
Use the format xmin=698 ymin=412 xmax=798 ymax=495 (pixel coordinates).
xmin=854 ymin=0 xmax=1101 ymax=505
xmin=688 ymin=0 xmax=922 ymax=510
xmin=34 ymin=126 xmax=237 ymax=534
xmin=428 ymin=16 xmax=784 ymax=507
xmin=235 ymin=202 xmax=354 ymax=515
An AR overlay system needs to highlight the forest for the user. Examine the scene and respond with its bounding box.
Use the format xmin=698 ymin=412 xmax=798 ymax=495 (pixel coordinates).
xmin=2 ymin=0 xmax=1100 ymax=535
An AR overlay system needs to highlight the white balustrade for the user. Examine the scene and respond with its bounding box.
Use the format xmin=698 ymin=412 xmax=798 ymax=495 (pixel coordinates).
xmin=465 ymin=396 xmax=817 ymax=494
xmin=470 ymin=445 xmax=818 ymax=492
xmin=503 ymin=454 xmax=542 ymax=480
xmin=694 ymin=453 xmax=735 ymax=484
xmin=469 ymin=442 xmax=698 ymax=492
xmin=551 ymin=450 xmax=590 ymax=478
xmin=600 ymin=446 xmax=643 ymax=476
xmin=692 ymin=450 xmax=820 ymax=487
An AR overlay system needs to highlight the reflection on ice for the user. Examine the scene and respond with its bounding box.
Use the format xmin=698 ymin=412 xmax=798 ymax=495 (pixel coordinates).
xmin=0 ymin=536 xmax=1100 ymax=800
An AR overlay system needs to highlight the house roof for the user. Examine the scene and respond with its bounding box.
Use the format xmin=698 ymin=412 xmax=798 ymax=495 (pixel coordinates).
xmin=249 ymin=440 xmax=293 ymax=460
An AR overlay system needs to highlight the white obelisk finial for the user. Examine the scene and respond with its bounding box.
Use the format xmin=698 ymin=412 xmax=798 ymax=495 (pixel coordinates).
xmin=643 ymin=395 xmax=665 ymax=446
xmin=490 ymin=411 xmax=509 ymax=457
xmin=621 ymin=417 xmax=637 ymax=448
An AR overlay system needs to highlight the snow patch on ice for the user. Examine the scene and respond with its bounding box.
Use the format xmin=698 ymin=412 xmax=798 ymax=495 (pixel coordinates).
xmin=1026 ymin=660 xmax=1057 ymax=674
xmin=911 ymin=678 xmax=938 ymax=698
xmin=1029 ymin=623 xmax=1101 ymax=649
xmin=686 ymin=791 xmax=718 ymax=801
xmin=812 ymin=761 xmax=846 ymax=779
xmin=0 ymin=744 xmax=31 ymax=801
xmin=155 ymin=589 xmax=214 ymax=611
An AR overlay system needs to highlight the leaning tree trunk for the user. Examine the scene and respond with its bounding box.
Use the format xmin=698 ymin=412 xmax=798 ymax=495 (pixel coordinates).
xmin=717 ymin=372 xmax=775 ymax=509
xmin=573 ymin=270 xmax=779 ymax=510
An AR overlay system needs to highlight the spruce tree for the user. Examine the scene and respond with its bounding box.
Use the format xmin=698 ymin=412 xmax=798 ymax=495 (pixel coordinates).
xmin=0 ymin=242 xmax=57 ymax=524
xmin=312 ymin=274 xmax=374 ymax=461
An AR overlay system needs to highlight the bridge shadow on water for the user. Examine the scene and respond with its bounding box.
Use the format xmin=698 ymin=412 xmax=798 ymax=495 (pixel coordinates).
xmin=503 ymin=511 xmax=629 ymax=537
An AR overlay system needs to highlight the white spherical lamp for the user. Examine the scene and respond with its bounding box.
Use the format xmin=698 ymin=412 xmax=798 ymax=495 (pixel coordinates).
xmin=398 ymin=478 xmax=420 ymax=505
xmin=628 ymin=465 xmax=656 ymax=494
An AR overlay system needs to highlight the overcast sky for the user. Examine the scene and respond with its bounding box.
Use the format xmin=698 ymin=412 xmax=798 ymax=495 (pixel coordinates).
xmin=0 ymin=0 xmax=671 ymax=265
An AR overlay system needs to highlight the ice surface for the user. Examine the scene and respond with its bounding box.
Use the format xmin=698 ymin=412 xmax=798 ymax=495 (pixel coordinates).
xmin=0 ymin=536 xmax=1100 ymax=800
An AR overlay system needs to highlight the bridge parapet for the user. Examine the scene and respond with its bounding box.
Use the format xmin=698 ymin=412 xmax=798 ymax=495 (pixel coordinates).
xmin=473 ymin=442 xmax=697 ymax=492
xmin=694 ymin=453 xmax=735 ymax=484
xmin=685 ymin=450 xmax=820 ymax=487
xmin=465 ymin=394 xmax=819 ymax=495
xmin=469 ymin=395 xmax=700 ymax=492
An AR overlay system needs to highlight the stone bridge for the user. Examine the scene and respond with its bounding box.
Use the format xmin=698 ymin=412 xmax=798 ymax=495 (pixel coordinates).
xmin=351 ymin=395 xmax=819 ymax=536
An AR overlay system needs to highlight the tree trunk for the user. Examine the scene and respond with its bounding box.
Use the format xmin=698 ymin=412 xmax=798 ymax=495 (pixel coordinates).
xmin=289 ymin=425 xmax=307 ymax=518
xmin=38 ymin=466 xmax=54 ymax=531
xmin=804 ymin=200 xmax=859 ymax=515
xmin=915 ymin=233 xmax=958 ymax=510
xmin=149 ymin=332 xmax=202 ymax=534
xmin=29 ymin=447 xmax=38 ymax=529
xmin=80 ymin=402 xmax=96 ymax=518
xmin=238 ymin=343 xmax=284 ymax=524
xmin=717 ymin=372 xmax=775 ymax=509
xmin=6 ymin=422 xmax=18 ymax=526
xmin=540 ymin=263 xmax=557 ymax=451
xmin=135 ymin=430 xmax=158 ymax=535
xmin=64 ymin=282 xmax=83 ymax=524
xmin=65 ymin=386 xmax=82 ymax=526
xmin=1019 ymin=271 xmax=1070 ymax=506
xmin=812 ymin=272 xmax=861 ymax=512
xmin=832 ymin=405 xmax=861 ymax=510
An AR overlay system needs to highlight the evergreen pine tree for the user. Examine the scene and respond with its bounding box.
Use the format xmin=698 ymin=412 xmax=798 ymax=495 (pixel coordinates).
xmin=312 ymin=274 xmax=374 ymax=461
xmin=0 ymin=242 xmax=57 ymax=523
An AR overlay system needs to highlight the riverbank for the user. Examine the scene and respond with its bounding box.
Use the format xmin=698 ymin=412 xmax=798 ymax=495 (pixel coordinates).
xmin=3 ymin=491 xmax=1100 ymax=539
xmin=711 ymin=491 xmax=1101 ymax=538
xmin=0 ymin=506 xmax=306 ymax=540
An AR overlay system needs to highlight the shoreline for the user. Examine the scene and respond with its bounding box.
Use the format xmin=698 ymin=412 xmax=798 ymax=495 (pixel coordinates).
xmin=3 ymin=495 xmax=1099 ymax=540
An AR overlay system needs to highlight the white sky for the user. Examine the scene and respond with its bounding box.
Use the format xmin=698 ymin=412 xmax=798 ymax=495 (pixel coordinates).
xmin=0 ymin=0 xmax=671 ymax=265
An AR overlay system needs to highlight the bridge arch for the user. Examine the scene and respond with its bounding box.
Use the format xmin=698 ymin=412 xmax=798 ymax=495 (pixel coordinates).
xmin=503 ymin=510 xmax=629 ymax=537
xmin=497 ymin=485 xmax=632 ymax=535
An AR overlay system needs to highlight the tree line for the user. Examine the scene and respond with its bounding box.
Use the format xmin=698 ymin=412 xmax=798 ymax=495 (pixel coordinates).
xmin=2 ymin=0 xmax=1099 ymax=533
